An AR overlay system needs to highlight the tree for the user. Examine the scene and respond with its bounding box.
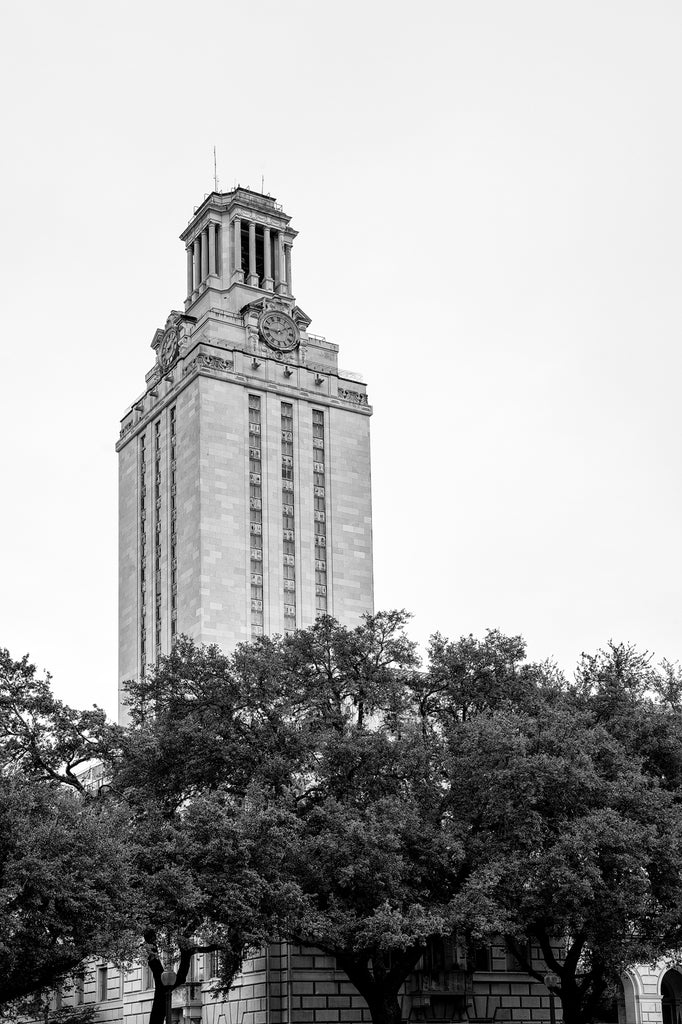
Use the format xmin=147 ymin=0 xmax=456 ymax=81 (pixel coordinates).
xmin=0 ymin=644 xmax=296 ymax=1024
xmin=0 ymin=776 xmax=135 ymax=1005
xmin=111 ymin=637 xmax=305 ymax=1024
xmin=256 ymin=612 xmax=461 ymax=1024
xmin=443 ymin=651 xmax=682 ymax=1024
xmin=0 ymin=650 xmax=136 ymax=1008
xmin=8 ymin=624 xmax=682 ymax=1024
xmin=0 ymin=649 xmax=111 ymax=794
xmin=126 ymin=614 xmax=467 ymax=1024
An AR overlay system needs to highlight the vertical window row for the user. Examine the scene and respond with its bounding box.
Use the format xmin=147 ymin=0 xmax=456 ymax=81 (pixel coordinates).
xmin=154 ymin=419 xmax=162 ymax=658
xmin=139 ymin=433 xmax=147 ymax=673
xmin=281 ymin=403 xmax=296 ymax=632
xmin=313 ymin=410 xmax=327 ymax=615
xmin=248 ymin=395 xmax=264 ymax=635
xmin=169 ymin=406 xmax=177 ymax=642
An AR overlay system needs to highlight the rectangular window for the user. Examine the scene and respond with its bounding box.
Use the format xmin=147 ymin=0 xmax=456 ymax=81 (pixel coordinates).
xmin=206 ymin=951 xmax=220 ymax=979
xmin=312 ymin=410 xmax=327 ymax=615
xmin=280 ymin=403 xmax=296 ymax=626
xmin=142 ymin=963 xmax=153 ymax=991
xmin=473 ymin=945 xmax=491 ymax=972
xmin=505 ymin=940 xmax=532 ymax=972
xmin=97 ymin=966 xmax=108 ymax=1002
xmin=248 ymin=396 xmax=264 ymax=638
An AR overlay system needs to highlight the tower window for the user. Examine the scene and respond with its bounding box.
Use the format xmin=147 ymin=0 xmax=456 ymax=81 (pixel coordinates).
xmin=312 ymin=410 xmax=327 ymax=615
xmin=248 ymin=395 xmax=264 ymax=637
xmin=281 ymin=403 xmax=296 ymax=627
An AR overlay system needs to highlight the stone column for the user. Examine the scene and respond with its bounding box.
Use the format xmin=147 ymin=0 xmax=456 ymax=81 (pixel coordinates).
xmin=192 ymin=237 xmax=200 ymax=290
xmin=213 ymin=223 xmax=221 ymax=278
xmin=273 ymin=232 xmax=280 ymax=291
xmin=186 ymin=247 xmax=193 ymax=296
xmin=284 ymin=243 xmax=292 ymax=296
xmin=263 ymin=227 xmax=274 ymax=291
xmin=232 ymin=217 xmax=244 ymax=283
xmin=201 ymin=228 xmax=209 ymax=280
xmin=208 ymin=222 xmax=216 ymax=276
xmin=247 ymin=220 xmax=258 ymax=286
xmin=275 ymin=232 xmax=286 ymax=294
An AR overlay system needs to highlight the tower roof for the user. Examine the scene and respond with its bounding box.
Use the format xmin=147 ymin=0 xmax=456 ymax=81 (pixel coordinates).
xmin=180 ymin=187 xmax=294 ymax=244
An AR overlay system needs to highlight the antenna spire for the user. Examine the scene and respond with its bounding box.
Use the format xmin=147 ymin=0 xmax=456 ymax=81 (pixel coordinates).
xmin=213 ymin=147 xmax=219 ymax=192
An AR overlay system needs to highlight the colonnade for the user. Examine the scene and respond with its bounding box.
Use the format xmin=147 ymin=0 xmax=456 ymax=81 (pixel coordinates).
xmin=185 ymin=217 xmax=292 ymax=297
xmin=186 ymin=222 xmax=220 ymax=295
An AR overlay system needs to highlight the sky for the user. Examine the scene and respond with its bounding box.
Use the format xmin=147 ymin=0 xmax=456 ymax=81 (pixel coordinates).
xmin=1 ymin=1 xmax=680 ymax=719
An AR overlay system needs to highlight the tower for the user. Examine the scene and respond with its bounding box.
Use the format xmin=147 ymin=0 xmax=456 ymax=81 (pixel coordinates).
xmin=116 ymin=188 xmax=374 ymax=720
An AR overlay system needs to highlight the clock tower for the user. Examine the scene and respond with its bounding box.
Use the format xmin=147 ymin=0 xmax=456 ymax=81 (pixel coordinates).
xmin=116 ymin=188 xmax=374 ymax=721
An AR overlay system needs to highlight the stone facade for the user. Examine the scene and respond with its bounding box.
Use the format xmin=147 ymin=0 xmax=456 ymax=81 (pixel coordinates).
xmin=56 ymin=944 xmax=682 ymax=1024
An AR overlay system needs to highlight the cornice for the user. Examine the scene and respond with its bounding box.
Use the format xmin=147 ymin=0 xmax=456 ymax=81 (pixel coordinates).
xmin=116 ymin=349 xmax=371 ymax=451
xmin=180 ymin=189 xmax=295 ymax=243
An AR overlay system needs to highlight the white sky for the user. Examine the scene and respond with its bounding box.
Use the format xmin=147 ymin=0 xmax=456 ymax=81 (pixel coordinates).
xmin=1 ymin=1 xmax=680 ymax=719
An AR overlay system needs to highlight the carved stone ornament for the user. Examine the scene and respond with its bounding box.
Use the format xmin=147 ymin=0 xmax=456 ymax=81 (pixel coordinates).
xmin=338 ymin=387 xmax=369 ymax=406
xmin=184 ymin=354 xmax=234 ymax=376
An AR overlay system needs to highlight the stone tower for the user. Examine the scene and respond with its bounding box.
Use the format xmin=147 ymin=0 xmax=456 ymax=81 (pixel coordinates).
xmin=116 ymin=188 xmax=373 ymax=722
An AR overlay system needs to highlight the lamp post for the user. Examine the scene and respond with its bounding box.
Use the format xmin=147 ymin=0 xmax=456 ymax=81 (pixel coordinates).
xmin=544 ymin=972 xmax=560 ymax=1024
xmin=160 ymin=968 xmax=176 ymax=1024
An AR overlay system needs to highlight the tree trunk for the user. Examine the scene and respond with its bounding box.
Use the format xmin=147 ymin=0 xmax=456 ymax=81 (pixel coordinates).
xmin=334 ymin=946 xmax=423 ymax=1024
xmin=557 ymin=989 xmax=586 ymax=1024
xmin=146 ymin=942 xmax=194 ymax=1024
xmin=365 ymin=991 xmax=404 ymax=1024
xmin=147 ymin=982 xmax=167 ymax=1024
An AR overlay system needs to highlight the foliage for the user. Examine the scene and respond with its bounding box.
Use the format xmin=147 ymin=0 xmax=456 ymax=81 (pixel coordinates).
xmin=120 ymin=614 xmax=461 ymax=1024
xmin=112 ymin=636 xmax=309 ymax=1024
xmin=6 ymin=626 xmax=682 ymax=1024
xmin=1 ymin=993 xmax=98 ymax=1023
xmin=444 ymin=643 xmax=682 ymax=1024
xmin=0 ymin=775 xmax=136 ymax=1006
xmin=0 ymin=649 xmax=111 ymax=792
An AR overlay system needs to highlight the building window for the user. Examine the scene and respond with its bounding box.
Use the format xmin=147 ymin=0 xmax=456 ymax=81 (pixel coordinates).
xmin=248 ymin=395 xmax=264 ymax=635
xmin=139 ymin=432 xmax=147 ymax=674
xmin=206 ymin=950 xmax=221 ymax=979
xmin=472 ymin=945 xmax=491 ymax=972
xmin=97 ymin=966 xmax=108 ymax=1002
xmin=169 ymin=406 xmax=177 ymax=641
xmin=281 ymin=403 xmax=296 ymax=631
xmin=142 ymin=963 xmax=153 ymax=991
xmin=505 ymin=940 xmax=532 ymax=972
xmin=153 ymin=419 xmax=162 ymax=658
xmin=312 ymin=410 xmax=327 ymax=615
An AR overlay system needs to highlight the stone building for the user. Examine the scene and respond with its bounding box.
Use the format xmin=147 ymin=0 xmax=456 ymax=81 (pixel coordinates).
xmin=116 ymin=186 xmax=374 ymax=722
xmin=63 ymin=189 xmax=682 ymax=1024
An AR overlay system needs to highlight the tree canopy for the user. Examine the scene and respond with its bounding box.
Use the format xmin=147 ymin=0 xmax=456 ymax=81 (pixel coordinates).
xmin=117 ymin=616 xmax=682 ymax=1024
xmin=5 ymin=623 xmax=682 ymax=1024
xmin=0 ymin=651 xmax=136 ymax=1008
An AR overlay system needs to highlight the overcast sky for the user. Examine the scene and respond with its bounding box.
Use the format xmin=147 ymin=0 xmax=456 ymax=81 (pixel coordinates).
xmin=1 ymin=1 xmax=680 ymax=718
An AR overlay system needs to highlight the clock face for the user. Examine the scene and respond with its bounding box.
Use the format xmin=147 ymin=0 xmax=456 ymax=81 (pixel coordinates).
xmin=160 ymin=327 xmax=179 ymax=369
xmin=259 ymin=311 xmax=299 ymax=353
